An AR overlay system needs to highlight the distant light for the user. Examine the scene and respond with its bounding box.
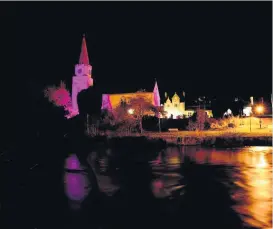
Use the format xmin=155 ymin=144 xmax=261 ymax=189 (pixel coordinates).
xmin=256 ymin=154 xmax=267 ymax=168
xmin=250 ymin=96 xmax=254 ymax=106
xmin=128 ymin=108 xmax=134 ymax=114
xmin=243 ymin=106 xmax=252 ymax=116
xmin=256 ymin=105 xmax=264 ymax=114
xmin=227 ymin=109 xmax=232 ymax=115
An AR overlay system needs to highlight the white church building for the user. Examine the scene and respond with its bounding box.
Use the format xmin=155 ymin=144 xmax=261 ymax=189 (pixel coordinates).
xmin=71 ymin=35 xmax=94 ymax=115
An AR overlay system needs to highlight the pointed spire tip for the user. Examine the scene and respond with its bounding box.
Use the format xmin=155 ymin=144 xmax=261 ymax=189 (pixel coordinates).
xmin=79 ymin=35 xmax=89 ymax=65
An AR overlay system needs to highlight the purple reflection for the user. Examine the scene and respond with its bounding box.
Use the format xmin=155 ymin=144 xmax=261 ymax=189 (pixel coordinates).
xmin=65 ymin=154 xmax=82 ymax=170
xmin=64 ymin=172 xmax=89 ymax=201
xmin=64 ymin=154 xmax=90 ymax=203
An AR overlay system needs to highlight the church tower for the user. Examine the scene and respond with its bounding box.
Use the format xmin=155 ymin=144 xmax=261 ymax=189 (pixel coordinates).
xmin=153 ymin=80 xmax=161 ymax=107
xmin=72 ymin=35 xmax=93 ymax=114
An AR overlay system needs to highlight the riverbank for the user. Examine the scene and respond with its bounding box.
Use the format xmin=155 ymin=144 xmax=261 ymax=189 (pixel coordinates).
xmin=145 ymin=130 xmax=272 ymax=147
xmin=102 ymin=129 xmax=272 ymax=148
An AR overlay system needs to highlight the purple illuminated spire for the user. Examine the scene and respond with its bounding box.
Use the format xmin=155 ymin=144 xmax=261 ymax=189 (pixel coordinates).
xmin=79 ymin=34 xmax=89 ymax=65
xmin=153 ymin=79 xmax=161 ymax=107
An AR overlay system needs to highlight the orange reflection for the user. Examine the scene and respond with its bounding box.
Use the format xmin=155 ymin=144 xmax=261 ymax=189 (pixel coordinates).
xmin=166 ymin=147 xmax=181 ymax=166
xmin=256 ymin=154 xmax=267 ymax=168
xmin=231 ymin=148 xmax=272 ymax=229
xmin=182 ymin=146 xmax=272 ymax=228
xmin=242 ymin=152 xmax=272 ymax=228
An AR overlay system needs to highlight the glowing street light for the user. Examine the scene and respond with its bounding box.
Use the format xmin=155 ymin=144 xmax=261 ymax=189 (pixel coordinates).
xmin=256 ymin=105 xmax=264 ymax=114
xmin=128 ymin=108 xmax=134 ymax=114
xmin=256 ymin=105 xmax=264 ymax=129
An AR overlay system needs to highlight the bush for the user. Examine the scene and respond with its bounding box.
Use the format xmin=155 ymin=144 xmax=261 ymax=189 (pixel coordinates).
xmin=187 ymin=119 xmax=197 ymax=131
xmin=228 ymin=123 xmax=235 ymax=128
xmin=142 ymin=116 xmax=159 ymax=131
xmin=161 ymin=118 xmax=189 ymax=131
xmin=187 ymin=109 xmax=208 ymax=131
xmin=209 ymin=116 xmax=241 ymax=130
xmin=204 ymin=122 xmax=210 ymax=130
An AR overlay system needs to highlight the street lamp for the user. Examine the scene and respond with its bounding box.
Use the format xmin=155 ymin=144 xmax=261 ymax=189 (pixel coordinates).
xmin=256 ymin=105 xmax=264 ymax=114
xmin=128 ymin=108 xmax=134 ymax=115
xmin=256 ymin=105 xmax=264 ymax=129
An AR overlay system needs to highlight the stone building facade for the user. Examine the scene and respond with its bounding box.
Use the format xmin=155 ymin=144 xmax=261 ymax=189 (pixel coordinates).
xmin=164 ymin=92 xmax=213 ymax=119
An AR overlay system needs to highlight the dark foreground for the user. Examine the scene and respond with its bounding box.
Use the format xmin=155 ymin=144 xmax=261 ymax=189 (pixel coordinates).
xmin=3 ymin=141 xmax=272 ymax=229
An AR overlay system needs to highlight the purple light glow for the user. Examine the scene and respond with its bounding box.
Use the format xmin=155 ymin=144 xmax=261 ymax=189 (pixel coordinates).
xmin=64 ymin=172 xmax=90 ymax=201
xmin=101 ymin=94 xmax=113 ymax=111
xmin=153 ymin=81 xmax=161 ymax=107
xmin=65 ymin=154 xmax=83 ymax=170
xmin=64 ymin=154 xmax=91 ymax=203
xmin=44 ymin=81 xmax=75 ymax=119
xmin=151 ymin=179 xmax=165 ymax=198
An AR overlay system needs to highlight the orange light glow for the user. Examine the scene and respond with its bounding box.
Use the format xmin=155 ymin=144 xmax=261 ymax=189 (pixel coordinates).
xmin=256 ymin=105 xmax=264 ymax=114
xmin=128 ymin=108 xmax=134 ymax=114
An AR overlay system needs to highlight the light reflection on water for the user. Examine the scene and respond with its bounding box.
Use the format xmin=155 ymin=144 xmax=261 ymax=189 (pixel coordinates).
xmin=64 ymin=146 xmax=272 ymax=229
xmin=163 ymin=146 xmax=272 ymax=229
xmin=64 ymin=154 xmax=91 ymax=210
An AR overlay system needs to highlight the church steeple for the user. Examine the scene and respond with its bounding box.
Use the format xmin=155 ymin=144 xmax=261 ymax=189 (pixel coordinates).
xmin=79 ymin=34 xmax=89 ymax=65
xmin=153 ymin=79 xmax=161 ymax=107
xmin=72 ymin=35 xmax=93 ymax=115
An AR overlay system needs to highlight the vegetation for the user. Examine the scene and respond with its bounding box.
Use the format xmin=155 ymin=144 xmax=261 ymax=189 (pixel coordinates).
xmin=44 ymin=81 xmax=74 ymax=118
xmin=101 ymin=96 xmax=165 ymax=134
xmin=187 ymin=109 xmax=209 ymax=131
xmin=41 ymin=83 xmax=271 ymax=148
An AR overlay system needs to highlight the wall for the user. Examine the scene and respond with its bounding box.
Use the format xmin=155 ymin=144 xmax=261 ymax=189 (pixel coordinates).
xmin=108 ymin=92 xmax=154 ymax=109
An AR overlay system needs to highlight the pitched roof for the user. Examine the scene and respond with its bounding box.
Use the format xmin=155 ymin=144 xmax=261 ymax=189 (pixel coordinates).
xmin=79 ymin=35 xmax=89 ymax=65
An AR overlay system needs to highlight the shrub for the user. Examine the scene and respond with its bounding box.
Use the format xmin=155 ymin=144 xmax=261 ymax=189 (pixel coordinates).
xmin=204 ymin=121 xmax=210 ymax=130
xmin=187 ymin=109 xmax=208 ymax=131
xmin=228 ymin=123 xmax=235 ymax=128
xmin=187 ymin=119 xmax=197 ymax=131
xmin=209 ymin=116 xmax=241 ymax=130
xmin=44 ymin=81 xmax=74 ymax=118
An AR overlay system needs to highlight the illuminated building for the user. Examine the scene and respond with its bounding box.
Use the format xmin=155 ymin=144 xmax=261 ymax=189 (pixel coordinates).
xmin=163 ymin=92 xmax=213 ymax=119
xmin=243 ymin=106 xmax=252 ymax=117
xmin=71 ymin=35 xmax=94 ymax=115
xmin=70 ymin=36 xmax=213 ymax=119
xmin=101 ymin=81 xmax=161 ymax=112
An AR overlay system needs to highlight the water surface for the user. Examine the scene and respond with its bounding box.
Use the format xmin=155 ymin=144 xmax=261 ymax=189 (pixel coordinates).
xmin=5 ymin=146 xmax=272 ymax=229
xmin=63 ymin=146 xmax=272 ymax=229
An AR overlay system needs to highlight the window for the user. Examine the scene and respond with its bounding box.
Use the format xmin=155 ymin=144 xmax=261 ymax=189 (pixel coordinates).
xmin=174 ymin=104 xmax=178 ymax=107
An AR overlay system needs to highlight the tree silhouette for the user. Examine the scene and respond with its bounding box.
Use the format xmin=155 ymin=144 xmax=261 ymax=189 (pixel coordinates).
xmin=112 ymin=96 xmax=163 ymax=133
xmin=44 ymin=81 xmax=73 ymax=118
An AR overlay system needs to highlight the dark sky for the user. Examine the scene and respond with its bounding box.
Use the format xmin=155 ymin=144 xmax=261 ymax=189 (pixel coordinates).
xmin=16 ymin=2 xmax=272 ymax=101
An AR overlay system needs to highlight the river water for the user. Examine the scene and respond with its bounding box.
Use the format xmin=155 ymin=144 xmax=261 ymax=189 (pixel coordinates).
xmin=5 ymin=146 xmax=272 ymax=229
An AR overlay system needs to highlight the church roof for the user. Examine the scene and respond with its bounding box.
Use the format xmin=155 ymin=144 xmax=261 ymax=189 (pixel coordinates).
xmin=102 ymin=92 xmax=155 ymax=109
xmin=79 ymin=35 xmax=89 ymax=65
xmin=172 ymin=92 xmax=180 ymax=100
xmin=106 ymin=91 xmax=153 ymax=96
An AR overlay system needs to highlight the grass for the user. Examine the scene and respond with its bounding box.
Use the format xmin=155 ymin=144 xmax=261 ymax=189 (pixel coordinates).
xmin=98 ymin=125 xmax=272 ymax=147
xmin=142 ymin=128 xmax=272 ymax=138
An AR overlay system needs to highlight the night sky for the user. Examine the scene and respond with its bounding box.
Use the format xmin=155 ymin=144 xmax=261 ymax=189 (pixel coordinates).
xmin=16 ymin=2 xmax=272 ymax=101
